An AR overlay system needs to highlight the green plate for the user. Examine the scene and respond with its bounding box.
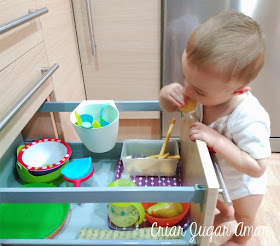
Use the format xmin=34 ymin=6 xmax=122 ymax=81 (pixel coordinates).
xmin=0 ymin=183 xmax=70 ymax=239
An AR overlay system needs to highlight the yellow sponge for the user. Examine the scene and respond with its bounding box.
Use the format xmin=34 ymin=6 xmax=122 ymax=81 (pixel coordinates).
xmin=179 ymin=99 xmax=197 ymax=113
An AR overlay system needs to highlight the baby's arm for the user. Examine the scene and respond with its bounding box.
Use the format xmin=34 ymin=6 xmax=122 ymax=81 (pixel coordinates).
xmin=159 ymin=83 xmax=185 ymax=112
xmin=212 ymin=130 xmax=268 ymax=178
xmin=190 ymin=122 xmax=268 ymax=178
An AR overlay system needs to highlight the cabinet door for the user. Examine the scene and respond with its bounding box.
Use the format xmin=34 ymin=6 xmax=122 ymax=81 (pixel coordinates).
xmin=23 ymin=0 xmax=86 ymax=141
xmin=73 ymin=0 xmax=161 ymax=139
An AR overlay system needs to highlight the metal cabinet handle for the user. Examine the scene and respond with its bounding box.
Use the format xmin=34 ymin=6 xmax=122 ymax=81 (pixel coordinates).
xmin=210 ymin=152 xmax=233 ymax=206
xmin=0 ymin=64 xmax=59 ymax=133
xmin=0 ymin=8 xmax=48 ymax=35
xmin=85 ymin=0 xmax=96 ymax=56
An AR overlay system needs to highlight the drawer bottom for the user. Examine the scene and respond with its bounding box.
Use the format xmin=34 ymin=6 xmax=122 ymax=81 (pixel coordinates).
xmin=0 ymin=201 xmax=196 ymax=245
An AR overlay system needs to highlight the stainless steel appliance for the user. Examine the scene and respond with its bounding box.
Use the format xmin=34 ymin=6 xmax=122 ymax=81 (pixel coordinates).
xmin=162 ymin=0 xmax=280 ymax=151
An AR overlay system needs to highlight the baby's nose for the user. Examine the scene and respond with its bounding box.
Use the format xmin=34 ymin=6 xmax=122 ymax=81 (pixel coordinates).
xmin=183 ymin=87 xmax=194 ymax=100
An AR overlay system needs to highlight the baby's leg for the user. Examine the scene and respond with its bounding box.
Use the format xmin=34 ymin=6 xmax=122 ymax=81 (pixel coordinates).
xmin=224 ymin=194 xmax=263 ymax=245
xmin=213 ymin=199 xmax=235 ymax=228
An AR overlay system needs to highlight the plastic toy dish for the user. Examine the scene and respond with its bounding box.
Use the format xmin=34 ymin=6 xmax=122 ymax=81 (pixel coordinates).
xmin=142 ymin=203 xmax=189 ymax=227
xmin=80 ymin=113 xmax=94 ymax=124
xmin=16 ymin=146 xmax=67 ymax=185
xmin=61 ymin=157 xmax=94 ymax=187
xmin=17 ymin=138 xmax=71 ymax=175
xmin=0 ymin=183 xmax=70 ymax=239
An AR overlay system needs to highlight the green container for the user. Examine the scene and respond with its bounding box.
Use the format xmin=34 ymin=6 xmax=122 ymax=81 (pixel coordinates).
xmin=107 ymin=172 xmax=145 ymax=227
xmin=16 ymin=145 xmax=68 ymax=185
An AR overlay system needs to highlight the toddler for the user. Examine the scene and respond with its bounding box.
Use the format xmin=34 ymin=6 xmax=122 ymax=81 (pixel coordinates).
xmin=159 ymin=10 xmax=271 ymax=246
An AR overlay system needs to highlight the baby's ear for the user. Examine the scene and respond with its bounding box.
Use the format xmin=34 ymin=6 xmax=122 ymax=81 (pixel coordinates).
xmin=233 ymin=86 xmax=251 ymax=95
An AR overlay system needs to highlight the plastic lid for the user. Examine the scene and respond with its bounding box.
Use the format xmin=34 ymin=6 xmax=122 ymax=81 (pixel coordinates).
xmin=107 ymin=173 xmax=136 ymax=188
xmin=61 ymin=157 xmax=92 ymax=180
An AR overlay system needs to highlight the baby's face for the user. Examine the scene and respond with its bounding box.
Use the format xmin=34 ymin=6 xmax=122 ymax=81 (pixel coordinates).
xmin=181 ymin=50 xmax=238 ymax=107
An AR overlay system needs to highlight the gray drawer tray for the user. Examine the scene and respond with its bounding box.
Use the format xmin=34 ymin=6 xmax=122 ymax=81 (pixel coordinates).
xmin=0 ymin=102 xmax=202 ymax=245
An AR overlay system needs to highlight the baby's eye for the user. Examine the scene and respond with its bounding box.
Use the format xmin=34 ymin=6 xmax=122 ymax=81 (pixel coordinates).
xmin=196 ymin=90 xmax=205 ymax=96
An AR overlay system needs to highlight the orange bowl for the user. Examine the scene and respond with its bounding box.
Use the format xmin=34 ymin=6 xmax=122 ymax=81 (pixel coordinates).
xmin=142 ymin=203 xmax=189 ymax=227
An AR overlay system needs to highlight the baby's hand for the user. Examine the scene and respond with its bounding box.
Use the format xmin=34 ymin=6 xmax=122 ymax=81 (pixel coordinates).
xmin=160 ymin=83 xmax=185 ymax=108
xmin=190 ymin=122 xmax=222 ymax=149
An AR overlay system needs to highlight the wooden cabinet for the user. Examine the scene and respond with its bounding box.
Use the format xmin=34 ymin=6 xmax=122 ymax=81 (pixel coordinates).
xmin=72 ymin=0 xmax=161 ymax=139
xmin=0 ymin=0 xmax=86 ymax=155
xmin=22 ymin=0 xmax=86 ymax=141
xmin=0 ymin=42 xmax=53 ymax=158
xmin=0 ymin=0 xmax=55 ymax=157
xmin=0 ymin=0 xmax=43 ymax=71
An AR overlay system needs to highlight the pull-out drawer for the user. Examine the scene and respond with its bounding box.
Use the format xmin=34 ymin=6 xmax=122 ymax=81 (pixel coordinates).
xmin=0 ymin=0 xmax=46 ymax=71
xmin=0 ymin=102 xmax=225 ymax=245
xmin=0 ymin=42 xmax=54 ymax=157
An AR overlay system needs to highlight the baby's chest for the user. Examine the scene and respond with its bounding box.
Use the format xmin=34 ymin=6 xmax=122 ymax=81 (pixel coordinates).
xmin=202 ymin=111 xmax=230 ymax=135
xmin=202 ymin=109 xmax=222 ymax=126
xmin=202 ymin=107 xmax=231 ymax=129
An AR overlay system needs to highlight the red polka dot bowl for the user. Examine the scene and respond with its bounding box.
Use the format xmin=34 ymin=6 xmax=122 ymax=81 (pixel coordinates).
xmin=17 ymin=138 xmax=72 ymax=177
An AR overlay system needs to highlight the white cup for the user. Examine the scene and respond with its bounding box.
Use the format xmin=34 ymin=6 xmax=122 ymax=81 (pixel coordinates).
xmin=70 ymin=100 xmax=119 ymax=153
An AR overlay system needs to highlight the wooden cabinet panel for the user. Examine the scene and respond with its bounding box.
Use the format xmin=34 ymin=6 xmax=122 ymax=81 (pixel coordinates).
xmin=0 ymin=42 xmax=51 ymax=122
xmin=180 ymin=114 xmax=219 ymax=245
xmin=25 ymin=0 xmax=86 ymax=141
xmin=0 ymin=0 xmax=43 ymax=71
xmin=37 ymin=0 xmax=85 ymax=101
xmin=0 ymin=42 xmax=53 ymax=157
xmin=72 ymin=0 xmax=161 ymax=119
xmin=118 ymin=119 xmax=160 ymax=141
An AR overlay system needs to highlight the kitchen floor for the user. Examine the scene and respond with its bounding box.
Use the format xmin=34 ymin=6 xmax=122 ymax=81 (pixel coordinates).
xmin=211 ymin=153 xmax=280 ymax=246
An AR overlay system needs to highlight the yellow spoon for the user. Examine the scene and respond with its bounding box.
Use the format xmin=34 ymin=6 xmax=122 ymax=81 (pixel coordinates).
xmin=75 ymin=111 xmax=82 ymax=126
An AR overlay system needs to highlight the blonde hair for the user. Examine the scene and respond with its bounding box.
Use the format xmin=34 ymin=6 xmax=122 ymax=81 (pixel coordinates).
xmin=186 ymin=10 xmax=266 ymax=84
